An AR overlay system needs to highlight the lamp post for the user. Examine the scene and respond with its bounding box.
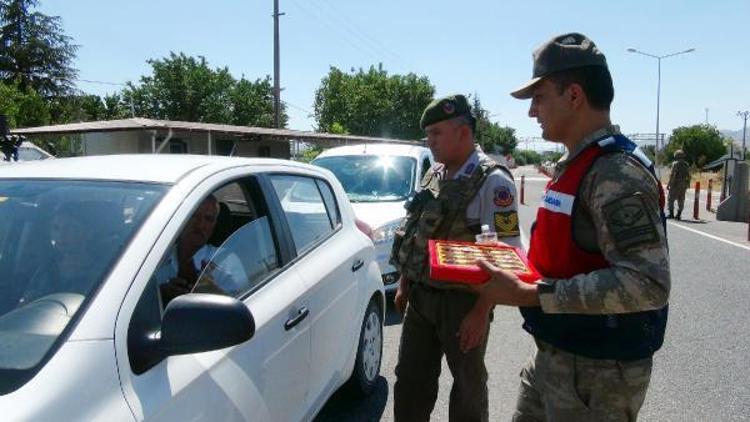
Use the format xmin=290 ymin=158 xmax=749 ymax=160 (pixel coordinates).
xmin=627 ymin=47 xmax=695 ymax=178
xmin=738 ymin=111 xmax=748 ymax=161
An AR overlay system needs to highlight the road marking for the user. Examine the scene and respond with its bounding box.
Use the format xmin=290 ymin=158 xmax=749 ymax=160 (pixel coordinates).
xmin=668 ymin=221 xmax=750 ymax=252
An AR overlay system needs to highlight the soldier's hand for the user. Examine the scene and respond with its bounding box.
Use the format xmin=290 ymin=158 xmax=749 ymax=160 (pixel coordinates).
xmin=470 ymin=259 xmax=539 ymax=307
xmin=457 ymin=303 xmax=489 ymax=353
xmin=394 ymin=277 xmax=409 ymax=314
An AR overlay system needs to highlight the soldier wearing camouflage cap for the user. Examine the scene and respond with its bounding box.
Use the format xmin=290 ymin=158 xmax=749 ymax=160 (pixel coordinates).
xmin=667 ymin=149 xmax=691 ymax=219
xmin=390 ymin=94 xmax=522 ymax=421
xmin=471 ymin=33 xmax=671 ymax=421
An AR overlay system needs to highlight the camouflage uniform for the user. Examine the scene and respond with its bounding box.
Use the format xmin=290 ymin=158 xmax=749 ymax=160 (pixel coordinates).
xmin=514 ymin=125 xmax=670 ymax=422
xmin=392 ymin=145 xmax=521 ymax=422
xmin=666 ymin=156 xmax=691 ymax=219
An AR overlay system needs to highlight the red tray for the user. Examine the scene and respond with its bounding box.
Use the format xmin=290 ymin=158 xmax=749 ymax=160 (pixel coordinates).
xmin=428 ymin=240 xmax=540 ymax=285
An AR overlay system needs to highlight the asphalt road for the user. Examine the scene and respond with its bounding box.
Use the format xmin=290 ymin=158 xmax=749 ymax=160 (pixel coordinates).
xmin=316 ymin=166 xmax=750 ymax=421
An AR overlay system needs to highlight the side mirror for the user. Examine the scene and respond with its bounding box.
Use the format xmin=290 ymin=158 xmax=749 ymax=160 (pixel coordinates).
xmin=160 ymin=294 xmax=255 ymax=355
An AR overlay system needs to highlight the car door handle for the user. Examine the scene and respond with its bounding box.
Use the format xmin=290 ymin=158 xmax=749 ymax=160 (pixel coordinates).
xmin=351 ymin=259 xmax=364 ymax=272
xmin=284 ymin=307 xmax=309 ymax=331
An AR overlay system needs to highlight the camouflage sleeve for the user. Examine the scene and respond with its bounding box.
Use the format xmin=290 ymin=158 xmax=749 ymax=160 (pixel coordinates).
xmin=538 ymin=154 xmax=670 ymax=314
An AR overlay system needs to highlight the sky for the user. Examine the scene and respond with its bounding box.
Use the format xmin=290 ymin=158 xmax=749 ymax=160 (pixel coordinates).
xmin=41 ymin=0 xmax=750 ymax=146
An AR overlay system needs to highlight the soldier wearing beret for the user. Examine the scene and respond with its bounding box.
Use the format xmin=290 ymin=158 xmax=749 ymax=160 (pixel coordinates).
xmin=666 ymin=149 xmax=691 ymax=220
xmin=390 ymin=94 xmax=522 ymax=421
xmin=471 ymin=33 xmax=671 ymax=421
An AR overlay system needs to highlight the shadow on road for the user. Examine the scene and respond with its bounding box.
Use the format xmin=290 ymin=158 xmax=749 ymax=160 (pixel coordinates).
xmin=314 ymin=376 xmax=389 ymax=422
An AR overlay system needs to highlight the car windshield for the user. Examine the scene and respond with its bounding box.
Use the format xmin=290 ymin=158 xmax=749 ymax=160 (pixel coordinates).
xmin=313 ymin=155 xmax=416 ymax=202
xmin=0 ymin=180 xmax=167 ymax=394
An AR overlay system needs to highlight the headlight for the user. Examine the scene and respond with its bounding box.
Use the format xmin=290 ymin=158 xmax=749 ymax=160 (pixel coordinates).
xmin=371 ymin=218 xmax=405 ymax=245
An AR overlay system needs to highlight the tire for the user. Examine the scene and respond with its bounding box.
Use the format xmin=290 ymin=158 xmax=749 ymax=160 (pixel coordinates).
xmin=346 ymin=299 xmax=383 ymax=397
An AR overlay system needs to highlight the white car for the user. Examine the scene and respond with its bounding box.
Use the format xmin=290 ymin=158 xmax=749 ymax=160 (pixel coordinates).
xmin=0 ymin=141 xmax=54 ymax=164
xmin=312 ymin=144 xmax=434 ymax=293
xmin=0 ymin=154 xmax=384 ymax=421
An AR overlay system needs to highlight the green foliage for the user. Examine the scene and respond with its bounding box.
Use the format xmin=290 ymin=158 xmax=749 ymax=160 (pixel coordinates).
xmin=665 ymin=124 xmax=727 ymax=168
xmin=541 ymin=150 xmax=563 ymax=163
xmin=299 ymin=145 xmax=323 ymax=163
xmin=471 ymin=95 xmax=518 ymax=154
xmin=0 ymin=0 xmax=78 ymax=97
xmin=124 ymin=52 xmax=286 ymax=127
xmin=512 ymin=149 xmax=542 ymax=166
xmin=0 ymin=81 xmax=49 ymax=127
xmin=314 ymin=65 xmax=434 ymax=139
xmin=329 ymin=122 xmax=349 ymax=135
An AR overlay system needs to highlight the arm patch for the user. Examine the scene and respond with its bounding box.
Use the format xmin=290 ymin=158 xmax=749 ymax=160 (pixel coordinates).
xmin=494 ymin=211 xmax=520 ymax=237
xmin=602 ymin=193 xmax=658 ymax=251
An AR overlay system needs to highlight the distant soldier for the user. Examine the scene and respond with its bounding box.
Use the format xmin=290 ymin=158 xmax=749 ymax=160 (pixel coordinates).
xmin=667 ymin=149 xmax=691 ymax=219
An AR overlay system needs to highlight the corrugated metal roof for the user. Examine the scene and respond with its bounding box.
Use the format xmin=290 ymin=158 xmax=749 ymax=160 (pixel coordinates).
xmin=10 ymin=118 xmax=419 ymax=146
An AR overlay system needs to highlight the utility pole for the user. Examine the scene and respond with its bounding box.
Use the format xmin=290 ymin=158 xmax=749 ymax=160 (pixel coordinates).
xmin=273 ymin=0 xmax=285 ymax=128
xmin=738 ymin=110 xmax=749 ymax=161
xmin=705 ymin=108 xmax=709 ymax=124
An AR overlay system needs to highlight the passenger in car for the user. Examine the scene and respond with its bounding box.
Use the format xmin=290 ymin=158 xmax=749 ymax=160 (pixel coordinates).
xmin=19 ymin=201 xmax=113 ymax=304
xmin=155 ymin=194 xmax=248 ymax=306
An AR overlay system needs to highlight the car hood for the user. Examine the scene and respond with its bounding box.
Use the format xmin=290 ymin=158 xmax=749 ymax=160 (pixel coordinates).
xmin=350 ymin=201 xmax=407 ymax=229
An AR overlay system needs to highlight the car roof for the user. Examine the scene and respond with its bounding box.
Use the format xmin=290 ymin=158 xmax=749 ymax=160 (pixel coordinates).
xmin=0 ymin=154 xmax=317 ymax=184
xmin=315 ymin=143 xmax=429 ymax=159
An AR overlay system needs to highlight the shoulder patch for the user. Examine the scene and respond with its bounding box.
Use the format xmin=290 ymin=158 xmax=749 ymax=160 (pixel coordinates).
xmin=602 ymin=193 xmax=658 ymax=251
xmin=494 ymin=211 xmax=520 ymax=237
xmin=493 ymin=185 xmax=514 ymax=207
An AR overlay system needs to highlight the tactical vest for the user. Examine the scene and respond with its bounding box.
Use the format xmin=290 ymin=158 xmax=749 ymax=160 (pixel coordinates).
xmin=522 ymin=134 xmax=669 ymax=361
xmin=390 ymin=157 xmax=511 ymax=290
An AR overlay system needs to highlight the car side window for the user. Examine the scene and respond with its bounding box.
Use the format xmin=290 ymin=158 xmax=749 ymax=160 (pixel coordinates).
xmin=315 ymin=179 xmax=341 ymax=229
xmin=152 ymin=179 xmax=282 ymax=309
xmin=269 ymin=174 xmax=337 ymax=254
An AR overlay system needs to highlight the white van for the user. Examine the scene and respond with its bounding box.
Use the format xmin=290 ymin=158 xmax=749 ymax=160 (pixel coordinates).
xmin=313 ymin=143 xmax=433 ymax=293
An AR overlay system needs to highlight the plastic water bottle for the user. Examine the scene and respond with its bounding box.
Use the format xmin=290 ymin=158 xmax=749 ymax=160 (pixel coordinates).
xmin=475 ymin=224 xmax=498 ymax=245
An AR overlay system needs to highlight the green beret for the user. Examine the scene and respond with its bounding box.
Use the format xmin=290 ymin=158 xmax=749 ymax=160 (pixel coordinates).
xmin=420 ymin=94 xmax=472 ymax=129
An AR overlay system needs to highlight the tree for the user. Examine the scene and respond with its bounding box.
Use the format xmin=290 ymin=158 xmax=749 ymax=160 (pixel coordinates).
xmin=0 ymin=0 xmax=78 ymax=97
xmin=463 ymin=94 xmax=518 ymax=153
xmin=0 ymin=81 xmax=49 ymax=127
xmin=512 ymin=149 xmax=542 ymax=166
xmin=124 ymin=52 xmax=286 ymax=127
xmin=665 ymin=124 xmax=727 ymax=168
xmin=485 ymin=124 xmax=518 ymax=154
xmin=314 ymin=65 xmax=434 ymax=139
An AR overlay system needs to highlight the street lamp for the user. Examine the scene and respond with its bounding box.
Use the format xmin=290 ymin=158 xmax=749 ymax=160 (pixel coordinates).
xmin=627 ymin=47 xmax=696 ymax=178
xmin=738 ymin=111 xmax=748 ymax=161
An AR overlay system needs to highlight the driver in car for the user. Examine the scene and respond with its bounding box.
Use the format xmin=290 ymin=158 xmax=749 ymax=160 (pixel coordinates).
xmin=155 ymin=194 xmax=248 ymax=306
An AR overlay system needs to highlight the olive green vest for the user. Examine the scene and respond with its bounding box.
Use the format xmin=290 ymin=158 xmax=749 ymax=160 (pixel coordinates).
xmin=390 ymin=157 xmax=511 ymax=290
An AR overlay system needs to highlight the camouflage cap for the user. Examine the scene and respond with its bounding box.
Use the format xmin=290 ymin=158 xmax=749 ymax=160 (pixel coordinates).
xmin=420 ymin=94 xmax=472 ymax=129
xmin=510 ymin=32 xmax=608 ymax=99
xmin=674 ymin=149 xmax=686 ymax=158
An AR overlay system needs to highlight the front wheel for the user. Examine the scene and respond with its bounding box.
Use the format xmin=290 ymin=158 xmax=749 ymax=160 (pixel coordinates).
xmin=346 ymin=299 xmax=383 ymax=397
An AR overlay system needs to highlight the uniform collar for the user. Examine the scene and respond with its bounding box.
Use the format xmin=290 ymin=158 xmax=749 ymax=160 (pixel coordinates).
xmin=451 ymin=144 xmax=485 ymax=180
xmin=556 ymin=125 xmax=621 ymax=170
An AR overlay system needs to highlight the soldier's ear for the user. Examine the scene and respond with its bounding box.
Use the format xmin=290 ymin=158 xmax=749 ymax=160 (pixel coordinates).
xmin=567 ymin=83 xmax=586 ymax=110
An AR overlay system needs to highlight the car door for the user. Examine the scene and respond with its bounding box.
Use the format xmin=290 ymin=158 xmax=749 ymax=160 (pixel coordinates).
xmin=115 ymin=169 xmax=313 ymax=422
xmin=267 ymin=173 xmax=363 ymax=409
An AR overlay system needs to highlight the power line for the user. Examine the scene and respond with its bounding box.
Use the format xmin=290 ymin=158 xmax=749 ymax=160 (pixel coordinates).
xmin=288 ymin=0 xmax=389 ymax=65
xmin=77 ymin=78 xmax=128 ymax=87
xmin=308 ymin=0 xmax=407 ymax=67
